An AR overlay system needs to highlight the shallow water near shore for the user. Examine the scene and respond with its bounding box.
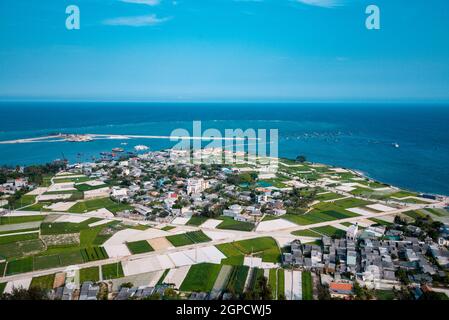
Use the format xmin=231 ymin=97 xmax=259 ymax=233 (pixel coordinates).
xmin=0 ymin=102 xmax=448 ymax=196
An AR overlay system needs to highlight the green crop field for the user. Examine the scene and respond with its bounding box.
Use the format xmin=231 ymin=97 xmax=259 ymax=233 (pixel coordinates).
xmin=6 ymin=256 xmax=34 ymax=275
xmin=268 ymin=269 xmax=277 ymax=299
xmin=277 ymin=269 xmax=285 ymax=299
xmin=33 ymin=254 xmax=61 ymax=270
xmin=216 ymin=243 xmax=245 ymax=265
xmin=166 ymin=231 xmax=211 ymax=247
xmin=126 ymin=240 xmax=154 ymax=254
xmin=180 ymin=263 xmax=222 ymax=292
xmin=291 ymin=229 xmax=321 ymax=237
xmin=316 ymin=192 xmax=345 ymax=201
xmin=261 ymin=215 xmax=280 ymax=222
xmin=40 ymin=218 xmax=101 ymax=235
xmin=311 ymin=226 xmax=346 ymax=238
xmin=216 ymin=217 xmax=254 ymax=231
xmin=0 ymin=262 xmax=6 ymax=276
xmin=0 ymin=232 xmax=39 ymax=245
xmin=80 ymin=246 xmax=108 ymax=262
xmin=332 ymin=198 xmax=373 ymax=208
xmin=0 ymin=215 xmax=45 ymax=225
xmin=11 ymin=195 xmax=36 ymax=209
xmin=30 ymin=274 xmax=55 ymax=291
xmin=219 ymin=237 xmax=281 ymax=263
xmin=225 ymin=266 xmax=249 ymax=296
xmin=0 ymin=238 xmax=45 ymax=259
xmin=80 ymin=266 xmax=100 ymax=283
xmin=187 ymin=216 xmax=208 ymax=226
xmin=102 ymin=262 xmax=124 ymax=280
xmin=186 ymin=231 xmax=211 ymax=243
xmin=68 ymin=198 xmax=132 ymax=214
xmin=53 ymin=176 xmax=91 ymax=184
xmin=0 ymin=282 xmax=6 ymax=294
xmin=157 ymin=269 xmax=170 ymax=285
xmin=75 ymin=183 xmax=107 ymax=192
xmin=302 ymin=271 xmax=313 ymax=300
xmin=161 ymin=226 xmax=175 ymax=231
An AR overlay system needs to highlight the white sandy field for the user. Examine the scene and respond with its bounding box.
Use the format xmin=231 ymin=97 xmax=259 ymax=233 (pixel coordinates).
xmin=4 ymin=278 xmax=32 ymax=294
xmin=171 ymin=217 xmax=190 ymax=225
xmin=121 ymin=246 xmax=225 ymax=277
xmin=199 ymin=219 xmax=222 ymax=229
xmin=256 ymin=219 xmax=297 ymax=232
xmin=163 ymin=266 xmax=191 ymax=289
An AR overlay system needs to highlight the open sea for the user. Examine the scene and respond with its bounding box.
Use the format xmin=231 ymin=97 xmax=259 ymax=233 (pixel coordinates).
xmin=0 ymin=102 xmax=448 ymax=196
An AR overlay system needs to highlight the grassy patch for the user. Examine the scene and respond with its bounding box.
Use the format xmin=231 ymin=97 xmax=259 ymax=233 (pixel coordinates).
xmin=302 ymin=271 xmax=313 ymax=300
xmin=102 ymin=262 xmax=124 ymax=280
xmin=180 ymin=263 xmax=222 ymax=292
xmin=40 ymin=218 xmax=100 ymax=235
xmin=0 ymin=238 xmax=44 ymax=259
xmin=226 ymin=265 xmax=249 ymax=296
xmin=0 ymin=282 xmax=6 ymax=294
xmin=161 ymin=226 xmax=175 ymax=231
xmin=53 ymin=176 xmax=91 ymax=184
xmin=311 ymin=226 xmax=346 ymax=238
xmin=126 ymin=240 xmax=154 ymax=254
xmin=68 ymin=197 xmax=132 ymax=214
xmin=0 ymin=261 xmax=5 ymax=276
xmin=269 ymin=268 xmax=277 ymax=299
xmin=80 ymin=246 xmax=108 ymax=262
xmin=226 ymin=237 xmax=281 ymax=263
xmin=261 ymin=215 xmax=280 ymax=222
xmin=30 ymin=274 xmax=55 ymax=291
xmin=370 ymin=218 xmax=392 ymax=226
xmin=166 ymin=231 xmax=211 ymax=247
xmin=157 ymin=269 xmax=170 ymax=285
xmin=187 ymin=216 xmax=209 ymax=226
xmin=217 ymin=217 xmax=254 ymax=231
xmin=33 ymin=254 xmax=61 ymax=270
xmin=315 ymin=192 xmax=345 ymax=201
xmin=0 ymin=215 xmax=45 ymax=225
xmin=291 ymin=229 xmax=321 ymax=237
xmin=216 ymin=243 xmax=245 ymax=266
xmin=277 ymin=269 xmax=285 ymax=299
xmin=375 ymin=290 xmax=396 ymax=300
xmin=80 ymin=266 xmax=100 ymax=283
xmin=6 ymin=256 xmax=34 ymax=275
xmin=404 ymin=210 xmax=427 ymax=220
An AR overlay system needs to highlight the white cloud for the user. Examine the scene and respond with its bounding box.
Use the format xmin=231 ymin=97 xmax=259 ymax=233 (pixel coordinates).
xmin=296 ymin=0 xmax=342 ymax=8
xmin=103 ymin=14 xmax=171 ymax=27
xmin=120 ymin=0 xmax=161 ymax=6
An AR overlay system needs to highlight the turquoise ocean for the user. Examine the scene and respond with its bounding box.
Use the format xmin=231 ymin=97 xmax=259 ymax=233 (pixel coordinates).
xmin=0 ymin=102 xmax=448 ymax=195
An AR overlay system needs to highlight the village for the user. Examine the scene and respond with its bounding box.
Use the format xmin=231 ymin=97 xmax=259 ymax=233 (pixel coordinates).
xmin=0 ymin=148 xmax=449 ymax=300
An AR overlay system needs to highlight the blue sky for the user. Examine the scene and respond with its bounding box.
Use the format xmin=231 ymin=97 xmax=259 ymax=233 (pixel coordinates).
xmin=0 ymin=0 xmax=448 ymax=101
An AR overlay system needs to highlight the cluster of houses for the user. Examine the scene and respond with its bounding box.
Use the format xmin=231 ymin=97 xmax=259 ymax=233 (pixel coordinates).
xmin=0 ymin=176 xmax=30 ymax=209
xmin=283 ymin=219 xmax=449 ymax=299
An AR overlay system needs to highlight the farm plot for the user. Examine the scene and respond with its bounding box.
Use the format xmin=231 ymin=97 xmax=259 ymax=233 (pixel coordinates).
xmin=30 ymin=274 xmax=55 ymax=291
xmin=302 ymin=271 xmax=313 ymax=300
xmin=80 ymin=247 xmax=108 ymax=262
xmin=5 ymin=257 xmax=34 ymax=275
xmin=68 ymin=198 xmax=132 ymax=214
xmin=180 ymin=263 xmax=222 ymax=292
xmin=166 ymin=231 xmax=211 ymax=247
xmin=311 ymin=226 xmax=346 ymax=238
xmin=126 ymin=240 xmax=154 ymax=254
xmin=80 ymin=266 xmax=100 ymax=283
xmin=186 ymin=216 xmax=209 ymax=226
xmin=0 ymin=215 xmax=46 ymax=225
xmin=102 ymin=262 xmax=124 ymax=280
xmin=0 ymin=238 xmax=45 ymax=259
xmin=216 ymin=217 xmax=254 ymax=232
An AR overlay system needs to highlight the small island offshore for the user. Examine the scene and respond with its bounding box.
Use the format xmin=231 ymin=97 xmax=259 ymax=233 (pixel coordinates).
xmin=1 ymin=148 xmax=448 ymax=301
